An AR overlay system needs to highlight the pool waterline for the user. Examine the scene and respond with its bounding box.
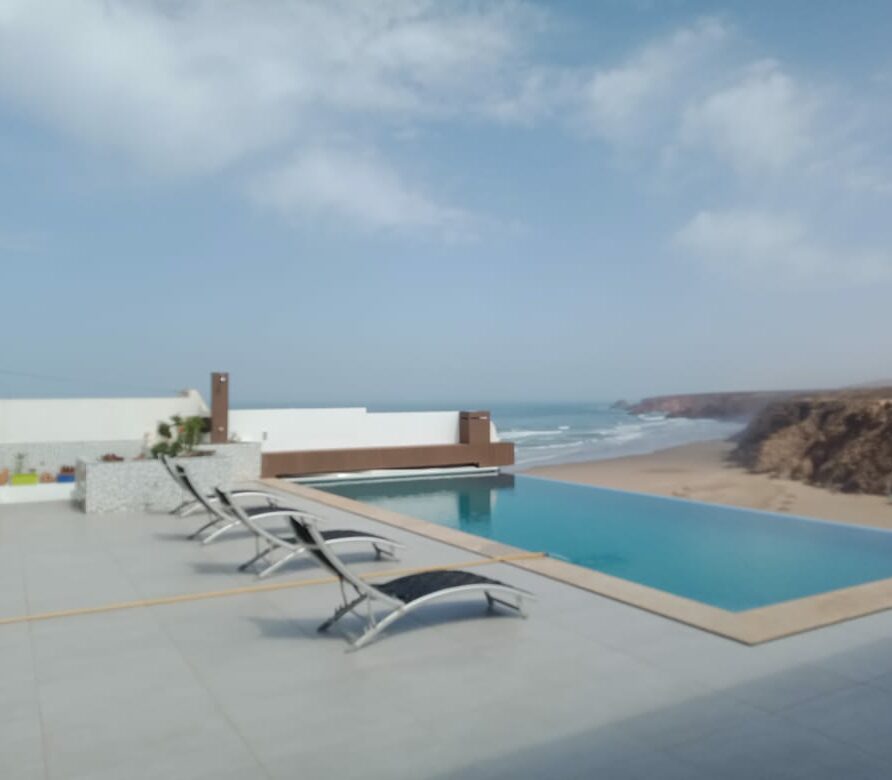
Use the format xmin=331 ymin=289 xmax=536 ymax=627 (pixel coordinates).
xmin=315 ymin=473 xmax=892 ymax=613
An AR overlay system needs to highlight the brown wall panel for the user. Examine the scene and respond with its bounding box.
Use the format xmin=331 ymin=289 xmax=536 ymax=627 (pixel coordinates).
xmin=261 ymin=442 xmax=514 ymax=478
xmin=459 ymin=411 xmax=491 ymax=445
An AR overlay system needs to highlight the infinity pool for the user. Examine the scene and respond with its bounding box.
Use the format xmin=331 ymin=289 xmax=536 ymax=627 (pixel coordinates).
xmin=320 ymin=474 xmax=892 ymax=611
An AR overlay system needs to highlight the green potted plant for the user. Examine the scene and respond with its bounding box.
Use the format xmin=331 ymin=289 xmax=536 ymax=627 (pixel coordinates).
xmin=150 ymin=415 xmax=208 ymax=459
xmin=11 ymin=453 xmax=39 ymax=486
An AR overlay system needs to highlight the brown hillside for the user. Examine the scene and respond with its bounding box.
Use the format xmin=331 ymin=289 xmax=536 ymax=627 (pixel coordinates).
xmin=732 ymin=389 xmax=892 ymax=494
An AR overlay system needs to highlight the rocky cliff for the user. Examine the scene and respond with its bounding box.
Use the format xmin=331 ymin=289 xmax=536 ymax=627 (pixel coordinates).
xmin=616 ymin=391 xmax=796 ymax=421
xmin=732 ymin=389 xmax=892 ymax=494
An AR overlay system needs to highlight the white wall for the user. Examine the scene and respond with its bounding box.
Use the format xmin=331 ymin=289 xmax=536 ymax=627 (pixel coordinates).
xmin=0 ymin=391 xmax=209 ymax=444
xmin=229 ymin=407 xmax=471 ymax=452
xmin=0 ymin=394 xmax=502 ymax=453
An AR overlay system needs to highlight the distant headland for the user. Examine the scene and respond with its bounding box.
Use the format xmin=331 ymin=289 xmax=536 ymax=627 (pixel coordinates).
xmin=611 ymin=386 xmax=892 ymax=496
xmin=612 ymin=391 xmax=799 ymax=422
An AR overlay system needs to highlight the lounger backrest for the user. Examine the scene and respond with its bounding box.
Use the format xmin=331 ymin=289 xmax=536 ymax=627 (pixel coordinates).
xmin=176 ymin=465 xmax=227 ymax=520
xmin=215 ymin=488 xmax=285 ymax=547
xmin=160 ymin=454 xmax=184 ymax=487
xmin=289 ymin=516 xmax=385 ymax=600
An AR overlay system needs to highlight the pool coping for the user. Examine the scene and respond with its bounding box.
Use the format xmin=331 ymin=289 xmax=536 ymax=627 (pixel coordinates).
xmin=262 ymin=478 xmax=892 ymax=645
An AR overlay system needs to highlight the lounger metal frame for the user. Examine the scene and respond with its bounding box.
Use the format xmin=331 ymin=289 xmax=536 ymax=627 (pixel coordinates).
xmin=160 ymin=454 xmax=274 ymax=519
xmin=290 ymin=516 xmax=533 ymax=650
xmin=175 ymin=465 xmax=285 ymax=544
xmin=160 ymin=454 xmax=199 ymax=516
xmin=215 ymin=488 xmax=402 ymax=579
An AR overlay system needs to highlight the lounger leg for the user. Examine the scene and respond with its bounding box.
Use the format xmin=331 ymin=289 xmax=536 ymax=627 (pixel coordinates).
xmin=486 ymin=592 xmax=528 ymax=618
xmin=201 ymin=519 xmax=239 ymax=545
xmin=177 ymin=502 xmax=206 ymax=517
xmin=179 ymin=496 xmax=224 ymax=519
xmin=238 ymin=544 xmax=275 ymax=572
xmin=349 ymin=606 xmax=410 ymax=651
xmin=187 ymin=515 xmax=220 ymax=540
xmin=372 ymin=542 xmax=399 ymax=560
xmin=256 ymin=549 xmax=300 ymax=579
xmin=318 ymin=595 xmax=368 ymax=633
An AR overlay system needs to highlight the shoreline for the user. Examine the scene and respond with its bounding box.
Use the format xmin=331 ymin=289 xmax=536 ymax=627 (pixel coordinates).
xmin=523 ymin=439 xmax=892 ymax=529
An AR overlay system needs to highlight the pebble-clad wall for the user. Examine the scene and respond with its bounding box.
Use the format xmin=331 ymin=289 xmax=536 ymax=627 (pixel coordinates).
xmin=73 ymin=443 xmax=262 ymax=513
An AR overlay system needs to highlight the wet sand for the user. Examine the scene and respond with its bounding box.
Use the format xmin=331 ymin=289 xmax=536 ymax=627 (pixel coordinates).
xmin=524 ymin=439 xmax=892 ymax=530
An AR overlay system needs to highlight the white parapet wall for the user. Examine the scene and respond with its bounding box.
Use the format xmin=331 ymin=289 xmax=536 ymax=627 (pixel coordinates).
xmin=229 ymin=408 xmax=486 ymax=452
xmin=0 ymin=390 xmax=211 ymax=504
xmin=1 ymin=395 xmax=500 ymax=458
xmin=0 ymin=482 xmax=76 ymax=505
xmin=0 ymin=390 xmax=208 ymax=444
xmin=0 ymin=392 xmax=503 ymax=505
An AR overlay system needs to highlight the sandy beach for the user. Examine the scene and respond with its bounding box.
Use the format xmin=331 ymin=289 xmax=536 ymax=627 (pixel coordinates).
xmin=525 ymin=439 xmax=892 ymax=530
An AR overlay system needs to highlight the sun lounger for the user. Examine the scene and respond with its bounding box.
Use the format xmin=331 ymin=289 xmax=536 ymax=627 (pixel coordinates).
xmin=174 ymin=464 xmax=289 ymax=544
xmin=160 ymin=454 xmax=273 ymax=518
xmin=288 ymin=514 xmax=533 ymax=650
xmin=215 ymin=488 xmax=402 ymax=579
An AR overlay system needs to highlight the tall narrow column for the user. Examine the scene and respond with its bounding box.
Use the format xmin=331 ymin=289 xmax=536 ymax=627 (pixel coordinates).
xmin=459 ymin=411 xmax=491 ymax=445
xmin=210 ymin=372 xmax=229 ymax=444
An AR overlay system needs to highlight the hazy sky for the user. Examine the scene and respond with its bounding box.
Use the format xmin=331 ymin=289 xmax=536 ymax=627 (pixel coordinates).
xmin=2 ymin=1 xmax=891 ymax=404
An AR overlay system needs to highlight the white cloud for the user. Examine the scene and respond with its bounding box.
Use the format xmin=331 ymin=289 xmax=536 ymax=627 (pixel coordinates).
xmin=844 ymin=168 xmax=892 ymax=196
xmin=0 ymin=0 xmax=543 ymax=231
xmin=0 ymin=227 xmax=42 ymax=254
xmin=2 ymin=3 xmax=890 ymax=248
xmin=679 ymin=60 xmax=818 ymax=173
xmin=249 ymin=148 xmax=471 ymax=235
xmin=580 ymin=22 xmax=892 ymax=289
xmin=676 ymin=209 xmax=892 ymax=285
xmin=2 ymin=0 xmax=283 ymax=173
xmin=576 ymin=21 xmax=862 ymax=190
xmin=0 ymin=0 xmax=542 ymax=173
xmin=485 ymin=67 xmax=581 ymax=124
xmin=581 ymin=17 xmax=728 ymax=143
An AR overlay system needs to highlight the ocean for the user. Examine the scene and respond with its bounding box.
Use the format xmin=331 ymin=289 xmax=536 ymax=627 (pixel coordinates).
xmin=485 ymin=402 xmax=744 ymax=468
xmin=242 ymin=400 xmax=745 ymax=469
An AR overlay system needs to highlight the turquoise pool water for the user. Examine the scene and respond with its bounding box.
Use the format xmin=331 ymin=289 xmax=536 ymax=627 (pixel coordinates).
xmin=320 ymin=474 xmax=892 ymax=611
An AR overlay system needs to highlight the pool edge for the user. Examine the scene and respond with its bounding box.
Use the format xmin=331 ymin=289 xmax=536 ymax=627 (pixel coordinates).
xmin=261 ymin=477 xmax=892 ymax=645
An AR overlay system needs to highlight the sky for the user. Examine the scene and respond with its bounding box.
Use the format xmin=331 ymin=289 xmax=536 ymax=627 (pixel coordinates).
xmin=1 ymin=0 xmax=891 ymax=405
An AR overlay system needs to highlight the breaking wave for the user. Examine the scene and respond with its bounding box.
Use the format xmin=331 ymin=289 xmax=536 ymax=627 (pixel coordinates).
xmin=492 ymin=403 xmax=742 ymax=468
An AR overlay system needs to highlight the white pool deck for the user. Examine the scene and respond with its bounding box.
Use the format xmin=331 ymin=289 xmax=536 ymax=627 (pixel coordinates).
xmin=5 ymin=491 xmax=892 ymax=779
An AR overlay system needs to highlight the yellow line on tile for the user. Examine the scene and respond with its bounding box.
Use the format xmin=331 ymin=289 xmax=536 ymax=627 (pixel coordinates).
xmin=0 ymin=551 xmax=545 ymax=627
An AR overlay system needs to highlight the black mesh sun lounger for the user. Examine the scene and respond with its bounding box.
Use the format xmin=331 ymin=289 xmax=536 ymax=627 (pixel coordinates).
xmin=289 ymin=515 xmax=534 ymax=650
xmin=174 ymin=464 xmax=289 ymax=544
xmin=214 ymin=488 xmax=402 ymax=578
xmin=160 ymin=454 xmax=275 ymax=519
